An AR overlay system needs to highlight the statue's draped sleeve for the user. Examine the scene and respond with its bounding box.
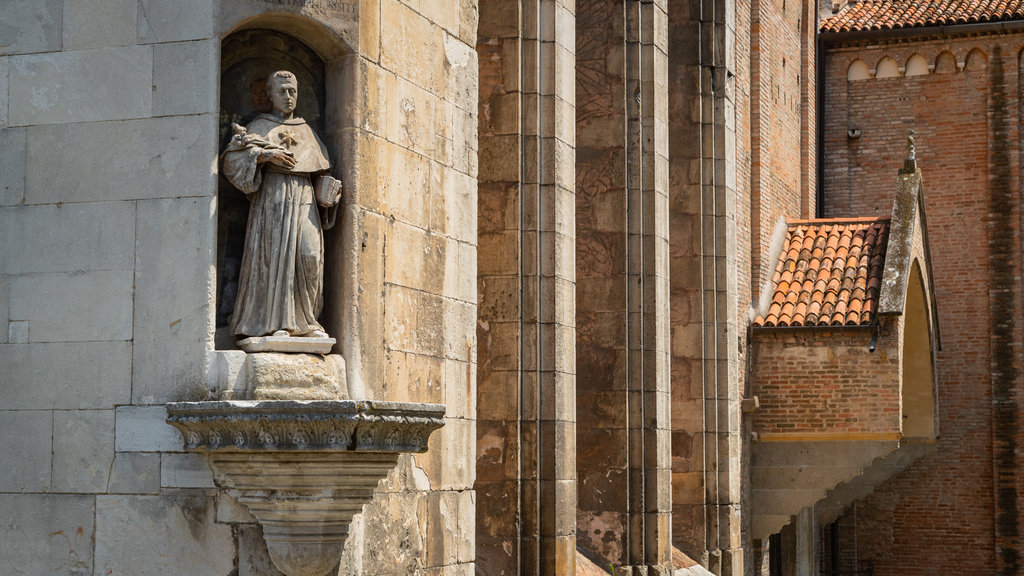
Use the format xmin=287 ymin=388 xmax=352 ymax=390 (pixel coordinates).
xmin=221 ymin=140 xmax=264 ymax=196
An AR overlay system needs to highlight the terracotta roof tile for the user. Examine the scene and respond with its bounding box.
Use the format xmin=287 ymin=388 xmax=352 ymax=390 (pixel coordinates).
xmin=821 ymin=0 xmax=1024 ymax=33
xmin=754 ymin=217 xmax=890 ymax=328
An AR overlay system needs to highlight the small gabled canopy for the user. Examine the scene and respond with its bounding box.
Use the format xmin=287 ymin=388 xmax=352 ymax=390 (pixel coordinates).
xmin=753 ymin=140 xmax=939 ymax=347
xmin=753 ymin=217 xmax=890 ymax=328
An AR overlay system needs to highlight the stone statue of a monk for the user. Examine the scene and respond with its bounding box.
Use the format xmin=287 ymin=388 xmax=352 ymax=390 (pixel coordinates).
xmin=222 ymin=70 xmax=342 ymax=341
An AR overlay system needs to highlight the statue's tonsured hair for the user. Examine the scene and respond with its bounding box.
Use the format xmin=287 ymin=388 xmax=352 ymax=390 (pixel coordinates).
xmin=267 ymin=70 xmax=298 ymax=90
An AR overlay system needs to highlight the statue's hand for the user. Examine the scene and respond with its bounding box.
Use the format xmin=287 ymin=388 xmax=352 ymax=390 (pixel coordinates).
xmin=258 ymin=149 xmax=297 ymax=169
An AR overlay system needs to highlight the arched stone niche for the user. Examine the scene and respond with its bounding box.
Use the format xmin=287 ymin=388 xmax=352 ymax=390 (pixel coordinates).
xmin=216 ymin=29 xmax=328 ymax=342
xmin=213 ymin=10 xmax=365 ymax=400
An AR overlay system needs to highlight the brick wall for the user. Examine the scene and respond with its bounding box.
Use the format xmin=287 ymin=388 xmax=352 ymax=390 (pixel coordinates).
xmin=749 ymin=324 xmax=901 ymax=435
xmin=822 ymin=31 xmax=1024 ymax=575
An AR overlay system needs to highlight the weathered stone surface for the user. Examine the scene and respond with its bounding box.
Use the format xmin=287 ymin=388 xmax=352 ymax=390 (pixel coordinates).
xmin=7 ymin=320 xmax=26 ymax=343
xmin=138 ymin=0 xmax=215 ymax=43
xmin=380 ymin=0 xmax=446 ymax=93
xmin=1 ymin=201 xmax=135 ymax=274
xmin=0 ymin=58 xmax=8 ymax=128
xmin=425 ymin=489 xmax=476 ymax=567
xmin=26 ymin=114 xmax=217 ymax=203
xmin=161 ymin=453 xmax=215 ymax=488
xmin=208 ymin=349 xmax=247 ymax=399
xmin=443 ymin=33 xmax=477 ymax=113
xmin=63 ymin=0 xmax=136 ymax=50
xmin=0 ymin=128 xmax=25 ymax=206
xmin=52 ymin=410 xmax=115 ymax=493
xmin=9 ymin=47 xmax=152 ymax=126
xmin=8 ymin=269 xmax=134 ymax=342
xmin=0 ymin=410 xmax=52 ymax=491
xmin=0 ymin=494 xmax=94 ymax=575
xmin=94 ymin=494 xmax=234 ymax=576
xmin=115 ymin=405 xmax=182 ymax=452
xmin=108 ymin=452 xmax=161 ymax=494
xmin=0 ymin=342 xmax=131 ymax=409
xmin=0 ymin=0 xmax=62 ymax=55
xmin=238 ymin=336 xmax=336 ymax=355
xmin=216 ymin=493 xmax=255 ymax=524
xmin=245 ymin=352 xmax=348 ymax=400
xmin=238 ymin=524 xmax=285 ymax=576
xmin=0 ymin=284 xmax=9 ymax=344
xmin=153 ymin=39 xmax=218 ymax=116
xmin=132 ymin=197 xmax=214 ymax=404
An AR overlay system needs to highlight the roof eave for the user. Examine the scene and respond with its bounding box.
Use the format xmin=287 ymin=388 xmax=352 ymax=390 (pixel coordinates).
xmin=820 ymin=18 xmax=1024 ymax=43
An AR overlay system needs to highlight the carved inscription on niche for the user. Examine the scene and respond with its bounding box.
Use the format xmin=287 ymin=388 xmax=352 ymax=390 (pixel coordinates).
xmin=251 ymin=0 xmax=357 ymax=13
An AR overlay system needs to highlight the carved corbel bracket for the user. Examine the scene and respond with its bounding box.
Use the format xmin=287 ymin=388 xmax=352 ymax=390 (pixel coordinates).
xmin=167 ymin=400 xmax=445 ymax=576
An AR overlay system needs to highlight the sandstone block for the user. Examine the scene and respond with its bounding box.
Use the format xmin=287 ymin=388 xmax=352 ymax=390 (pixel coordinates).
xmin=132 ymin=197 xmax=215 ymax=404
xmin=108 ymin=452 xmax=161 ymax=494
xmin=138 ymin=0 xmax=215 ymax=43
xmin=161 ymin=453 xmax=215 ymax=488
xmin=63 ymin=0 xmax=136 ymax=50
xmin=443 ymin=299 xmax=475 ymax=361
xmin=153 ymin=39 xmax=219 ymax=116
xmin=52 ymin=410 xmax=115 ymax=493
xmin=0 ymin=0 xmax=62 ymax=55
xmin=384 ymin=349 xmax=444 ymax=405
xmin=418 ymin=417 xmax=475 ymax=491
xmin=385 ymin=285 xmax=444 ymax=357
xmin=435 ymin=165 xmax=477 ymax=244
xmin=385 ymin=220 xmax=444 ymax=293
xmin=9 ymin=269 xmax=134 ymax=342
xmin=425 ymin=489 xmax=476 ymax=567
xmin=245 ymin=353 xmax=348 ymax=400
xmin=94 ymin=494 xmax=234 ymax=576
xmin=376 ymin=141 xmax=433 ymax=229
xmin=360 ymin=0 xmax=381 ymax=61
xmin=26 ymin=114 xmax=218 ymax=204
xmin=10 ymin=47 xmax=152 ymax=126
xmin=115 ymin=405 xmax=182 ymax=452
xmin=0 ymin=494 xmax=94 ymax=575
xmin=0 ymin=410 xmax=52 ymax=491
xmin=383 ymin=72 xmax=442 ymax=159
xmin=443 ymin=33 xmax=477 ymax=114
xmin=1 ymin=201 xmax=135 ymax=274
xmin=380 ymin=0 xmax=445 ymax=94
xmin=0 ymin=342 xmax=131 ymax=409
xmin=0 ymin=128 xmax=26 ymax=205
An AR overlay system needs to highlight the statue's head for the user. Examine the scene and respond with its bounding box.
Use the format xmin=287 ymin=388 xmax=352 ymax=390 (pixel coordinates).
xmin=267 ymin=70 xmax=298 ymax=117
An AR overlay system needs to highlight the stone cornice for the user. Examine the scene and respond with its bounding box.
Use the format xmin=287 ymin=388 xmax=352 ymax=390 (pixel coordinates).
xmin=166 ymin=400 xmax=445 ymax=453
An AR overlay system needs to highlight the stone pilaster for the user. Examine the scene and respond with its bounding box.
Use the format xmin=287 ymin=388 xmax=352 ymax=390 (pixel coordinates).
xmin=475 ymin=0 xmax=578 ymax=573
xmin=576 ymin=0 xmax=671 ymax=572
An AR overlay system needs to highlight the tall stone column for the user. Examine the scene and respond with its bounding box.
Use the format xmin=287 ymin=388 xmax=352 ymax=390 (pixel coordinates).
xmin=476 ymin=0 xmax=578 ymax=573
xmin=576 ymin=0 xmax=672 ymax=573
xmin=667 ymin=0 xmax=744 ymax=571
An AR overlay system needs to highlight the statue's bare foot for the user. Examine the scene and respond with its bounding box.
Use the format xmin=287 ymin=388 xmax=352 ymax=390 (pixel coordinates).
xmin=307 ymin=330 xmax=328 ymax=338
xmin=272 ymin=330 xmax=289 ymax=337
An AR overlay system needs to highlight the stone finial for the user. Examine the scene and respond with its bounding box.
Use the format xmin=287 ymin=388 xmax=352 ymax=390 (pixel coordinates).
xmin=902 ymin=130 xmax=917 ymax=173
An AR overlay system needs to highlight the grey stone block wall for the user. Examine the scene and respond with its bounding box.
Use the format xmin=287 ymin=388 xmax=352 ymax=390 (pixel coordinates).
xmin=0 ymin=1 xmax=228 ymax=573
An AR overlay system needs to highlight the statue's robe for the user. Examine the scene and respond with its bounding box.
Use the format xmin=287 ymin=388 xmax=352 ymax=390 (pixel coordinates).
xmin=222 ymin=114 xmax=331 ymax=338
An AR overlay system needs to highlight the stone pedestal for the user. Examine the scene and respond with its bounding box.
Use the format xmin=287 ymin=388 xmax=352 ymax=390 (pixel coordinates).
xmin=166 ymin=400 xmax=445 ymax=576
xmin=237 ymin=335 xmax=336 ymax=354
xmin=245 ymin=353 xmax=347 ymax=400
